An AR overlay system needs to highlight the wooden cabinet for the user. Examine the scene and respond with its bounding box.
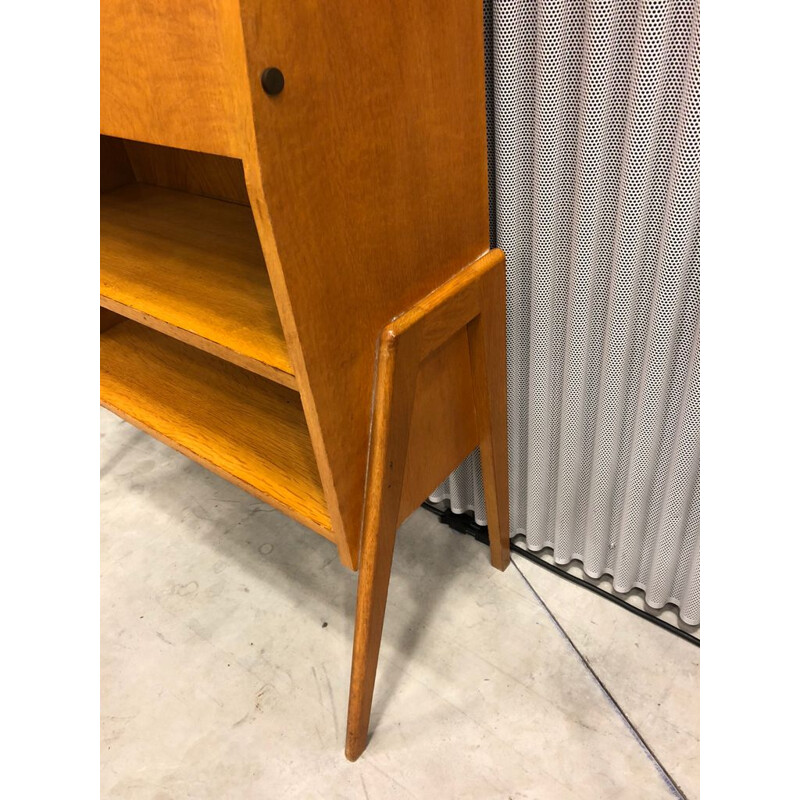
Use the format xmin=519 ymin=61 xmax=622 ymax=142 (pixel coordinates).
xmin=101 ymin=0 xmax=509 ymax=760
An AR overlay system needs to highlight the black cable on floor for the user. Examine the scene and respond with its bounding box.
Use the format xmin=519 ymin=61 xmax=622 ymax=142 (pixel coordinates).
xmin=422 ymin=501 xmax=700 ymax=648
xmin=510 ymin=558 xmax=687 ymax=800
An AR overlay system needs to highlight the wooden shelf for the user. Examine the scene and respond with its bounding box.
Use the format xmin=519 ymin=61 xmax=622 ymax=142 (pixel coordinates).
xmin=100 ymin=0 xmax=504 ymax=761
xmin=101 ymin=321 xmax=331 ymax=537
xmin=101 ymin=184 xmax=296 ymax=389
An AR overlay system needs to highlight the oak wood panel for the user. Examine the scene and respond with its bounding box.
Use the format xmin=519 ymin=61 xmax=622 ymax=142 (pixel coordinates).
xmin=100 ymin=307 xmax=124 ymax=332
xmin=238 ymin=0 xmax=491 ymax=564
xmin=100 ymin=135 xmax=135 ymax=192
xmin=346 ymin=249 xmax=509 ymax=759
xmin=101 ymin=183 xmax=296 ymax=388
xmin=397 ymin=331 xmax=478 ymax=523
xmin=379 ymin=248 xmax=508 ymax=543
xmin=466 ymin=260 xmax=511 ymax=570
xmin=346 ymin=322 xmax=422 ymax=761
xmin=101 ymin=321 xmax=331 ymax=536
xmin=122 ymin=138 xmax=251 ymax=205
xmin=100 ymin=0 xmax=240 ymax=156
xmin=100 ymin=0 xmax=507 ymax=763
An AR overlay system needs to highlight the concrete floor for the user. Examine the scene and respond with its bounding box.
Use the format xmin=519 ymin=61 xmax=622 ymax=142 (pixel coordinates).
xmin=101 ymin=408 xmax=700 ymax=799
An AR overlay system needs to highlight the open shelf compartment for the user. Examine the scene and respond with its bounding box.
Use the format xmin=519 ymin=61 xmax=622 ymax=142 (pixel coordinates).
xmin=100 ymin=137 xmax=296 ymax=390
xmin=101 ymin=320 xmax=332 ymax=537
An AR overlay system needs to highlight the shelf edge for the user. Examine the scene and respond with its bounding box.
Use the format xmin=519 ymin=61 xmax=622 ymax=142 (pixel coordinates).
xmin=100 ymin=294 xmax=299 ymax=391
xmin=100 ymin=397 xmax=334 ymax=542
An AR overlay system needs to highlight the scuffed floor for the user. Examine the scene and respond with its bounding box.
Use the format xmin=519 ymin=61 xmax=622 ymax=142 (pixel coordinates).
xmin=101 ymin=408 xmax=699 ymax=799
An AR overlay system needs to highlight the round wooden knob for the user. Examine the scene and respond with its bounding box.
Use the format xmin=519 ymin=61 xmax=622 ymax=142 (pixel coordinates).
xmin=261 ymin=67 xmax=284 ymax=96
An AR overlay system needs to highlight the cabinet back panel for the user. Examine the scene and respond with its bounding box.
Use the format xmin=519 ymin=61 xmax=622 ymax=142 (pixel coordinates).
xmin=100 ymin=136 xmax=250 ymax=206
xmin=100 ymin=0 xmax=241 ymax=157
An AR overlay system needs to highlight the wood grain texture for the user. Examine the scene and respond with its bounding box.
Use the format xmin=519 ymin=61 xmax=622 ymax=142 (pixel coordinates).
xmin=467 ymin=262 xmax=511 ymax=571
xmin=346 ymin=324 xmax=422 ymax=762
xmin=100 ymin=0 xmax=241 ymax=156
xmin=121 ymin=138 xmax=251 ymax=205
xmin=101 ymin=307 xmax=124 ymax=332
xmin=237 ymin=0 xmax=491 ymax=565
xmin=346 ymin=249 xmax=509 ymax=760
xmin=397 ymin=331 xmax=478 ymax=523
xmin=101 ymin=183 xmax=296 ymax=388
xmin=376 ymin=249 xmax=509 ymax=560
xmin=386 ymin=252 xmax=509 ymax=562
xmin=100 ymin=0 xmax=505 ymax=762
xmin=101 ymin=321 xmax=331 ymax=536
xmin=100 ymin=135 xmax=135 ymax=193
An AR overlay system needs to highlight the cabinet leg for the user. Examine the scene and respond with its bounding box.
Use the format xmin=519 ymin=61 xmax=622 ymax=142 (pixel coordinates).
xmin=345 ymin=331 xmax=420 ymax=761
xmin=467 ymin=268 xmax=510 ymax=572
xmin=345 ymin=250 xmax=509 ymax=759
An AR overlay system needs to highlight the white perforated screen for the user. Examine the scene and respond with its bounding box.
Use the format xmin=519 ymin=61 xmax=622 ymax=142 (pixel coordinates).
xmin=431 ymin=0 xmax=700 ymax=625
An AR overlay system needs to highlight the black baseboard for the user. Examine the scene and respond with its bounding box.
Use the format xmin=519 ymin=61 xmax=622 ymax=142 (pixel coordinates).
xmin=422 ymin=501 xmax=699 ymax=647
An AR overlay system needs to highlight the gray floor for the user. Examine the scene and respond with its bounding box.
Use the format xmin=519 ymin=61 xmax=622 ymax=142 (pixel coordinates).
xmin=101 ymin=408 xmax=699 ymax=799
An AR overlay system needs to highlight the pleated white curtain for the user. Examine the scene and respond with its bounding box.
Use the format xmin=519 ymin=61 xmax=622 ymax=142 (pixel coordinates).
xmin=431 ymin=0 xmax=700 ymax=625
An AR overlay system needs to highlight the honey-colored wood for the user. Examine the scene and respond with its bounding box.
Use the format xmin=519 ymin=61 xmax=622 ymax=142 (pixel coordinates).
xmin=101 ymin=183 xmax=296 ymax=388
xmin=100 ymin=307 xmax=124 ymax=332
xmin=121 ymin=138 xmax=251 ymax=205
xmin=346 ymin=250 xmax=510 ymax=761
xmin=237 ymin=0 xmax=491 ymax=566
xmin=100 ymin=0 xmax=507 ymax=761
xmin=100 ymin=135 xmax=134 ymax=193
xmin=100 ymin=0 xmax=241 ymax=157
xmin=397 ymin=332 xmax=478 ymax=523
xmin=101 ymin=321 xmax=331 ymax=536
xmin=346 ymin=324 xmax=422 ymax=762
xmin=466 ymin=264 xmax=511 ymax=572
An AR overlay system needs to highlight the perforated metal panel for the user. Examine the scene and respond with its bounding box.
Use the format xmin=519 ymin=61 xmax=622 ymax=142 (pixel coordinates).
xmin=431 ymin=0 xmax=700 ymax=625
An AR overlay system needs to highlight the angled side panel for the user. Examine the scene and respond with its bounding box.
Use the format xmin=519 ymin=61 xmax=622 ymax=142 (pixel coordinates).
xmin=236 ymin=0 xmax=491 ymax=566
xmin=100 ymin=0 xmax=243 ymax=156
xmin=347 ymin=249 xmax=509 ymax=760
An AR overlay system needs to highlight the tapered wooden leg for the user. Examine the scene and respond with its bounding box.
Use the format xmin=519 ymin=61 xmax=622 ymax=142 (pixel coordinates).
xmin=346 ymin=250 xmax=509 ymax=760
xmin=467 ymin=265 xmax=510 ymax=571
xmin=345 ymin=331 xmax=420 ymax=761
